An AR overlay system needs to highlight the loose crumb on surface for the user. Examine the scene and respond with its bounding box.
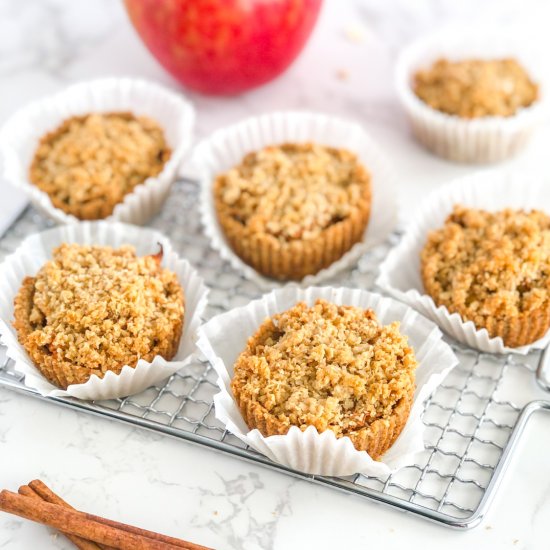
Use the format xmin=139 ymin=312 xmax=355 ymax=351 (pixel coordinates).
xmin=335 ymin=69 xmax=349 ymax=81
xmin=343 ymin=23 xmax=367 ymax=44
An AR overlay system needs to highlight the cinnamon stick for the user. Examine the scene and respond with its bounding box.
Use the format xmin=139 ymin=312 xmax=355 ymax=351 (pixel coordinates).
xmin=29 ymin=480 xmax=206 ymax=550
xmin=22 ymin=483 xmax=117 ymax=550
xmin=0 ymin=490 xmax=199 ymax=550
xmin=18 ymin=485 xmax=103 ymax=550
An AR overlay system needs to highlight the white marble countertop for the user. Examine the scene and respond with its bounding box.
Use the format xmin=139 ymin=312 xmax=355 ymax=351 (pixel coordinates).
xmin=1 ymin=1 xmax=550 ymax=548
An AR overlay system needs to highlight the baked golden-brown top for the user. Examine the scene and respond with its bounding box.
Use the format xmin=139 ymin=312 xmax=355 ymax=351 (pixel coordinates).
xmin=214 ymin=143 xmax=371 ymax=242
xmin=422 ymin=206 xmax=550 ymax=323
xmin=13 ymin=243 xmax=184 ymax=388
xmin=413 ymin=58 xmax=538 ymax=118
xmin=29 ymin=112 xmax=171 ymax=220
xmin=231 ymin=299 xmax=417 ymax=437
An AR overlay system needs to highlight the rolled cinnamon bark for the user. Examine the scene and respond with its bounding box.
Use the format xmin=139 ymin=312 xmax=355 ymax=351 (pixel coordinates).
xmin=18 ymin=484 xmax=109 ymax=550
xmin=0 ymin=490 xmax=194 ymax=550
xmin=29 ymin=480 xmax=204 ymax=550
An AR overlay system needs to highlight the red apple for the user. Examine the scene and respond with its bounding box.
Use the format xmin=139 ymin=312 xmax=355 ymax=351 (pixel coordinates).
xmin=124 ymin=0 xmax=322 ymax=95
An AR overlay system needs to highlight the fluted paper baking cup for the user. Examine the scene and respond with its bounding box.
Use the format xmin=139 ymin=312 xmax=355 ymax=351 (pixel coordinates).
xmin=376 ymin=169 xmax=550 ymax=354
xmin=194 ymin=111 xmax=398 ymax=289
xmin=197 ymin=286 xmax=458 ymax=477
xmin=0 ymin=222 xmax=208 ymax=400
xmin=0 ymin=77 xmax=195 ymax=225
xmin=396 ymin=26 xmax=548 ymax=163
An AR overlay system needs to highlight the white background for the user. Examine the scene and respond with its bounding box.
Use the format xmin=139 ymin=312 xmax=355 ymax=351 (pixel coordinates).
xmin=1 ymin=1 xmax=550 ymax=548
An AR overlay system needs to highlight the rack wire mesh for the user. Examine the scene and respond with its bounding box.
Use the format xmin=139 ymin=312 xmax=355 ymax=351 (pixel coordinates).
xmin=1 ymin=179 xmax=549 ymax=529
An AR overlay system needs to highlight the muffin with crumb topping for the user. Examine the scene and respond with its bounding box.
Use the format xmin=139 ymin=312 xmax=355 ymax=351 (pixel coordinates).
xmin=13 ymin=243 xmax=184 ymax=388
xmin=29 ymin=112 xmax=171 ymax=220
xmin=230 ymin=299 xmax=417 ymax=459
xmin=214 ymin=143 xmax=372 ymax=281
xmin=421 ymin=205 xmax=550 ymax=347
xmin=413 ymin=58 xmax=538 ymax=119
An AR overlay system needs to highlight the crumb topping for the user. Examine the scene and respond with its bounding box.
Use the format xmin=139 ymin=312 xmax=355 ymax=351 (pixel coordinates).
xmin=413 ymin=58 xmax=538 ymax=118
xmin=231 ymin=299 xmax=417 ymax=436
xmin=214 ymin=143 xmax=371 ymax=242
xmin=422 ymin=206 xmax=550 ymax=322
xmin=29 ymin=112 xmax=171 ymax=220
xmin=17 ymin=244 xmax=184 ymax=378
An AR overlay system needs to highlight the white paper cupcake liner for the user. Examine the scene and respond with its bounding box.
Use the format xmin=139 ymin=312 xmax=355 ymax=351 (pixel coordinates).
xmin=193 ymin=111 xmax=398 ymax=289
xmin=0 ymin=77 xmax=195 ymax=225
xmin=0 ymin=222 xmax=208 ymax=400
xmin=395 ymin=26 xmax=549 ymax=163
xmin=197 ymin=286 xmax=458 ymax=477
xmin=376 ymin=169 xmax=550 ymax=354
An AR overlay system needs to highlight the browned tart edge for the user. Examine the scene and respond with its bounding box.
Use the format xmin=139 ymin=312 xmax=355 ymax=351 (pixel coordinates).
xmin=214 ymin=182 xmax=372 ymax=281
xmin=421 ymin=266 xmax=550 ymax=348
xmin=232 ymin=376 xmax=413 ymax=461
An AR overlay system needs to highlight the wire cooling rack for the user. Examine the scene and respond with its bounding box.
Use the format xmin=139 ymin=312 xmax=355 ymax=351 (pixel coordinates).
xmin=1 ymin=179 xmax=549 ymax=530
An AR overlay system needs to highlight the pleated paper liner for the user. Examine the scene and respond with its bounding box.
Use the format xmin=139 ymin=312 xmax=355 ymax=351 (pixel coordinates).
xmin=0 ymin=222 xmax=208 ymax=400
xmin=194 ymin=111 xmax=398 ymax=289
xmin=376 ymin=169 xmax=550 ymax=354
xmin=395 ymin=26 xmax=548 ymax=163
xmin=197 ymin=286 xmax=458 ymax=477
xmin=0 ymin=77 xmax=195 ymax=225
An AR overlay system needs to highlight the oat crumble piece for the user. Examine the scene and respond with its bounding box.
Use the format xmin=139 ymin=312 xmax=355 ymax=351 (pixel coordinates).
xmin=421 ymin=205 xmax=550 ymax=346
xmin=231 ymin=299 xmax=417 ymax=457
xmin=29 ymin=112 xmax=172 ymax=220
xmin=13 ymin=243 xmax=184 ymax=388
xmin=413 ymin=58 xmax=538 ymax=118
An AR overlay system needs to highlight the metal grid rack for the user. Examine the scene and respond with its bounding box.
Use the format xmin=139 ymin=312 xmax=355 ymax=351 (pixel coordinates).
xmin=1 ymin=179 xmax=549 ymax=530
